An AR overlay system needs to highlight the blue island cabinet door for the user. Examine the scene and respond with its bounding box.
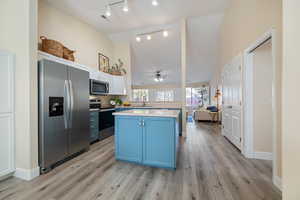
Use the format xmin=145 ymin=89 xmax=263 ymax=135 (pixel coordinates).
xmin=143 ymin=117 xmax=176 ymax=169
xmin=115 ymin=116 xmax=143 ymax=163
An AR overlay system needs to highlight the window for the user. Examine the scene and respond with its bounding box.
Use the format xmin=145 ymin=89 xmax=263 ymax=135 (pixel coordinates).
xmin=186 ymin=87 xmax=210 ymax=107
xmin=155 ymin=90 xmax=174 ymax=102
xmin=132 ymin=89 xmax=149 ymax=102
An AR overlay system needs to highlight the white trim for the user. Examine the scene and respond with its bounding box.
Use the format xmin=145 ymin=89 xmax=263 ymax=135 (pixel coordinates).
xmin=14 ymin=167 xmax=40 ymax=181
xmin=243 ymin=29 xmax=279 ymax=187
xmin=253 ymin=152 xmax=273 ymax=160
xmin=273 ymin=176 xmax=282 ymax=191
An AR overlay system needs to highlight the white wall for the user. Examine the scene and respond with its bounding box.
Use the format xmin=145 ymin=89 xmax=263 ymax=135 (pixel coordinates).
xmin=282 ymin=0 xmax=300 ymax=199
xmin=38 ymin=0 xmax=114 ymax=70
xmin=0 ymin=0 xmax=39 ymax=174
xmin=252 ymin=41 xmax=273 ymax=153
xmin=211 ymin=0 xmax=282 ymax=178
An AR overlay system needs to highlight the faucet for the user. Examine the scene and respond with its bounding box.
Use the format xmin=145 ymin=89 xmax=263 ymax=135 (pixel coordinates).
xmin=142 ymin=95 xmax=146 ymax=107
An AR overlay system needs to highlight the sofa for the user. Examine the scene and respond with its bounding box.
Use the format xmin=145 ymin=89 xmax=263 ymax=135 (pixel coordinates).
xmin=193 ymin=106 xmax=220 ymax=122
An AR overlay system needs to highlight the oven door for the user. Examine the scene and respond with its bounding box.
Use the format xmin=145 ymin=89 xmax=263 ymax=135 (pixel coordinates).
xmin=99 ymin=109 xmax=115 ymax=140
xmin=90 ymin=79 xmax=109 ymax=95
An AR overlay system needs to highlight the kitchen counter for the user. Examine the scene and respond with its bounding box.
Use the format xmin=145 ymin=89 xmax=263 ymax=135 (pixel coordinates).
xmin=113 ymin=109 xmax=180 ymax=118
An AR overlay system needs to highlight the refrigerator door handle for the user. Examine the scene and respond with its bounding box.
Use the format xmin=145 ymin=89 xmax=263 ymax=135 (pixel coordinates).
xmin=69 ymin=80 xmax=74 ymax=129
xmin=64 ymin=80 xmax=70 ymax=129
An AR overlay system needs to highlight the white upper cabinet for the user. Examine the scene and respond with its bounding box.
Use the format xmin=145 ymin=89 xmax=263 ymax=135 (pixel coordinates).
xmin=112 ymin=76 xmax=126 ymax=95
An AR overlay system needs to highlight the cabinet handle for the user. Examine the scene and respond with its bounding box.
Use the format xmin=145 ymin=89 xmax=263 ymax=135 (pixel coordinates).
xmin=138 ymin=121 xmax=142 ymax=126
xmin=142 ymin=120 xmax=145 ymax=127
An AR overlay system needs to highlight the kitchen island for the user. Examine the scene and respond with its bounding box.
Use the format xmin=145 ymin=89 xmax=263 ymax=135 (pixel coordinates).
xmin=113 ymin=109 xmax=180 ymax=169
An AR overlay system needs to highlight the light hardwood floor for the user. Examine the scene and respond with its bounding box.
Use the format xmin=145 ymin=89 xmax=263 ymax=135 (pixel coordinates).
xmin=0 ymin=122 xmax=281 ymax=200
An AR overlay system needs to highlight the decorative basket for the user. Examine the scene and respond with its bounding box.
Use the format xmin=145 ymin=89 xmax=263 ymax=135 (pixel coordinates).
xmin=63 ymin=47 xmax=75 ymax=62
xmin=40 ymin=36 xmax=64 ymax=58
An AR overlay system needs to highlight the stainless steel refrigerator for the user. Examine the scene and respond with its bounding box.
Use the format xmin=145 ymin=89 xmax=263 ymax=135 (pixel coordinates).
xmin=38 ymin=59 xmax=90 ymax=173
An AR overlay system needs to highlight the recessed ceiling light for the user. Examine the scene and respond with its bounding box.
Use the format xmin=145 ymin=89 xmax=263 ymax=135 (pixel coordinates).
xmin=163 ymin=30 xmax=168 ymax=37
xmin=152 ymin=0 xmax=158 ymax=6
xmin=123 ymin=0 xmax=129 ymax=12
xmin=136 ymin=36 xmax=141 ymax=42
xmin=105 ymin=5 xmax=111 ymax=17
xmin=147 ymin=35 xmax=152 ymax=40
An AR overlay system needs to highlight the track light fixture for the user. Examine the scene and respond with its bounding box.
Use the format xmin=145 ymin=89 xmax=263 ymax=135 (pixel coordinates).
xmin=135 ymin=29 xmax=169 ymax=42
xmin=123 ymin=0 xmax=129 ymax=12
xmin=105 ymin=5 xmax=111 ymax=17
xmin=104 ymin=0 xmax=159 ymax=17
xmin=152 ymin=0 xmax=159 ymax=6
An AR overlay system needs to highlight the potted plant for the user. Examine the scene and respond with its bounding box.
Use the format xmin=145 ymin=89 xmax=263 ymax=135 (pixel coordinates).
xmin=110 ymin=59 xmax=127 ymax=76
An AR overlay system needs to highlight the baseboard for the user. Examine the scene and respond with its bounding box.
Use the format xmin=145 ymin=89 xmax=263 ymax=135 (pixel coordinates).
xmin=14 ymin=167 xmax=40 ymax=181
xmin=273 ymin=176 xmax=282 ymax=191
xmin=253 ymin=152 xmax=273 ymax=160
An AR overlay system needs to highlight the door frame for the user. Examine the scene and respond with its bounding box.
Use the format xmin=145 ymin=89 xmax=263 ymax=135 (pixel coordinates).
xmin=243 ymin=29 xmax=278 ymax=187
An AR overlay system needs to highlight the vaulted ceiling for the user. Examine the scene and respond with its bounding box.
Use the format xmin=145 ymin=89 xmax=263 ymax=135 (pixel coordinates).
xmin=44 ymin=0 xmax=229 ymax=85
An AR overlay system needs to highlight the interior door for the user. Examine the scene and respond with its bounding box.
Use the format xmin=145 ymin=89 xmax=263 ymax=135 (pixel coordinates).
xmin=222 ymin=56 xmax=242 ymax=150
xmin=68 ymin=67 xmax=90 ymax=155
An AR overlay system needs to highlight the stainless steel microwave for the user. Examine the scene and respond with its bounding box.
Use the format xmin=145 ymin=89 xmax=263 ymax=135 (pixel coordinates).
xmin=90 ymin=79 xmax=109 ymax=95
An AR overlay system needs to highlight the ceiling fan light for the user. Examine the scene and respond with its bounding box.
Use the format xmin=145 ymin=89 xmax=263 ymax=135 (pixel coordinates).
xmin=147 ymin=35 xmax=152 ymax=40
xmin=105 ymin=5 xmax=111 ymax=17
xmin=152 ymin=0 xmax=158 ymax=6
xmin=136 ymin=36 xmax=141 ymax=42
xmin=163 ymin=30 xmax=168 ymax=37
xmin=123 ymin=0 xmax=129 ymax=12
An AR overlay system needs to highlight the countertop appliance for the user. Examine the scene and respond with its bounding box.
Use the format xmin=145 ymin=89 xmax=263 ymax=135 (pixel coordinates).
xmin=90 ymin=79 xmax=109 ymax=95
xmin=89 ymin=99 xmax=101 ymax=111
xmin=38 ymin=59 xmax=90 ymax=173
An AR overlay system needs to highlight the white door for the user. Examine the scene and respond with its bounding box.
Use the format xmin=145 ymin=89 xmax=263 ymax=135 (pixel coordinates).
xmin=222 ymin=55 xmax=242 ymax=150
xmin=0 ymin=51 xmax=15 ymax=178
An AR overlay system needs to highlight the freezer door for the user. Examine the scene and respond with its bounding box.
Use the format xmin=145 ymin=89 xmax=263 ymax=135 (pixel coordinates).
xmin=68 ymin=67 xmax=90 ymax=155
xmin=38 ymin=59 xmax=69 ymax=170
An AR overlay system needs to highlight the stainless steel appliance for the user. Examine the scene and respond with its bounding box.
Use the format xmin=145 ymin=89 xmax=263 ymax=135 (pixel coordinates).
xmin=99 ymin=107 xmax=115 ymax=139
xmin=38 ymin=59 xmax=90 ymax=173
xmin=90 ymin=79 xmax=109 ymax=95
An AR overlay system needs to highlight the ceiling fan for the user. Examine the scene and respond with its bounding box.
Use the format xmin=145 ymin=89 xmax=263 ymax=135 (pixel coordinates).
xmin=153 ymin=70 xmax=166 ymax=82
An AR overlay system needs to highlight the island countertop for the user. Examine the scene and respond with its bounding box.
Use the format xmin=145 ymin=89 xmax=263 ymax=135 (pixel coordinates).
xmin=113 ymin=109 xmax=180 ymax=118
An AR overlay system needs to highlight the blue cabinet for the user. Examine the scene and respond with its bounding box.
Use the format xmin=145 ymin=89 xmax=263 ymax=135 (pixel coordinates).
xmin=115 ymin=116 xmax=178 ymax=169
xmin=115 ymin=116 xmax=143 ymax=163
xmin=90 ymin=111 xmax=99 ymax=143
xmin=143 ymin=117 xmax=175 ymax=168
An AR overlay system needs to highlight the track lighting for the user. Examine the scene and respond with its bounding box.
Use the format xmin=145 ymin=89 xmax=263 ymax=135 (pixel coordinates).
xmin=105 ymin=5 xmax=111 ymax=17
xmin=152 ymin=0 xmax=158 ymax=6
xmin=163 ymin=30 xmax=168 ymax=37
xmin=123 ymin=0 xmax=129 ymax=12
xmin=147 ymin=35 xmax=152 ymax=40
xmin=136 ymin=36 xmax=141 ymax=42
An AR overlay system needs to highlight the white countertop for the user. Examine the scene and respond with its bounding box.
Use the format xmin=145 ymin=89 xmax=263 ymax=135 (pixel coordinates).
xmin=113 ymin=109 xmax=180 ymax=118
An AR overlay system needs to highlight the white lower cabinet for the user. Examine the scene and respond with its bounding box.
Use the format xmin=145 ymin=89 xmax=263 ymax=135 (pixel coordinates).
xmin=0 ymin=51 xmax=15 ymax=179
xmin=0 ymin=114 xmax=14 ymax=178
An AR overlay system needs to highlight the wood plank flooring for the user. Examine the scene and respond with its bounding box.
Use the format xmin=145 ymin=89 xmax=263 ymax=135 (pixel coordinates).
xmin=0 ymin=122 xmax=281 ymax=200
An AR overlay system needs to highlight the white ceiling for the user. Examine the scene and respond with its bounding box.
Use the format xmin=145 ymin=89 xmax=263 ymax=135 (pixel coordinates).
xmin=44 ymin=0 xmax=229 ymax=85
xmin=44 ymin=0 xmax=229 ymax=34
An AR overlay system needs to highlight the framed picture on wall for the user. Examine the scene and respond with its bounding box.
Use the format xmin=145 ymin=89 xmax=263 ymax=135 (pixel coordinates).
xmin=98 ymin=53 xmax=110 ymax=72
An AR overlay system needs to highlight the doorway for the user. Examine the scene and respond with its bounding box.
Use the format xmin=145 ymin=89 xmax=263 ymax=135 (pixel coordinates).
xmin=243 ymin=30 xmax=278 ymax=187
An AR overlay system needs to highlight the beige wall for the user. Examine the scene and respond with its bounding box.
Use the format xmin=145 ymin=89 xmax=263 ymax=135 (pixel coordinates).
xmin=253 ymin=41 xmax=273 ymax=153
xmin=0 ymin=0 xmax=38 ymax=170
xmin=282 ymin=0 xmax=300 ymax=199
xmin=211 ymin=0 xmax=282 ymax=178
xmin=38 ymin=0 xmax=114 ymax=70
